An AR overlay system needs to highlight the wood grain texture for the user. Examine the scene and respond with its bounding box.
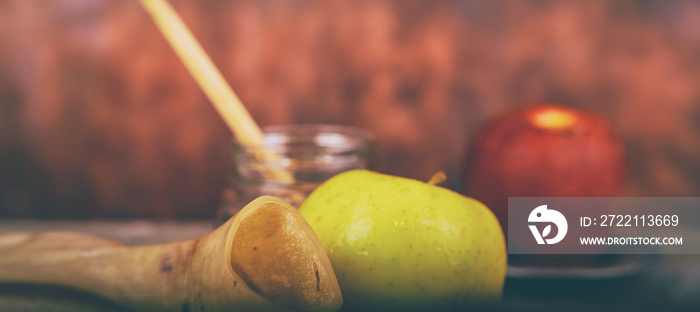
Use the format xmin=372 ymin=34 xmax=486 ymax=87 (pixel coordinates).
xmin=1 ymin=0 xmax=700 ymax=218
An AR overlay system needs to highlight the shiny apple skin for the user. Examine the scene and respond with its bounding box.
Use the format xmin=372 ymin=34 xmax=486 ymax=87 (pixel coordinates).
xmin=462 ymin=104 xmax=627 ymax=233
xmin=300 ymin=170 xmax=506 ymax=311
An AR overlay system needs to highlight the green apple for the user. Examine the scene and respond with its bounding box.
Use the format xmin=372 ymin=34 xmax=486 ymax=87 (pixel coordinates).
xmin=299 ymin=170 xmax=506 ymax=311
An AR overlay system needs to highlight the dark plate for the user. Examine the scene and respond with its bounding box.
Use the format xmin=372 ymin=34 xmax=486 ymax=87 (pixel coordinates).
xmin=507 ymin=252 xmax=665 ymax=279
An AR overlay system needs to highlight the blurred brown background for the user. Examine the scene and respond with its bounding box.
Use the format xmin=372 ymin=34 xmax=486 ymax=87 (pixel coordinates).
xmin=1 ymin=0 xmax=700 ymax=219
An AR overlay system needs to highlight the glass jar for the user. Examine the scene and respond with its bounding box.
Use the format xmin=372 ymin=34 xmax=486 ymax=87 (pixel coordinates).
xmin=216 ymin=124 xmax=376 ymax=223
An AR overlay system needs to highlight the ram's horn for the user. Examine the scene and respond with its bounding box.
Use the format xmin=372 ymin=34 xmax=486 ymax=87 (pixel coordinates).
xmin=0 ymin=196 xmax=343 ymax=312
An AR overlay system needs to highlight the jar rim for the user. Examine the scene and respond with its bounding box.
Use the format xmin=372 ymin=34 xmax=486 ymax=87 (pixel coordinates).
xmin=232 ymin=124 xmax=376 ymax=152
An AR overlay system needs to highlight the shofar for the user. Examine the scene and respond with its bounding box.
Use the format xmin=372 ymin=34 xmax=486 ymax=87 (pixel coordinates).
xmin=0 ymin=196 xmax=342 ymax=312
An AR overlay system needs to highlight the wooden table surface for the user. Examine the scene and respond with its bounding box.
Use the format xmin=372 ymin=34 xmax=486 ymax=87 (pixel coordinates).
xmin=1 ymin=219 xmax=699 ymax=311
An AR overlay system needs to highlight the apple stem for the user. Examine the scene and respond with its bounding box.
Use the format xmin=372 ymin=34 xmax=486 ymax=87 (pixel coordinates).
xmin=426 ymin=171 xmax=447 ymax=186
